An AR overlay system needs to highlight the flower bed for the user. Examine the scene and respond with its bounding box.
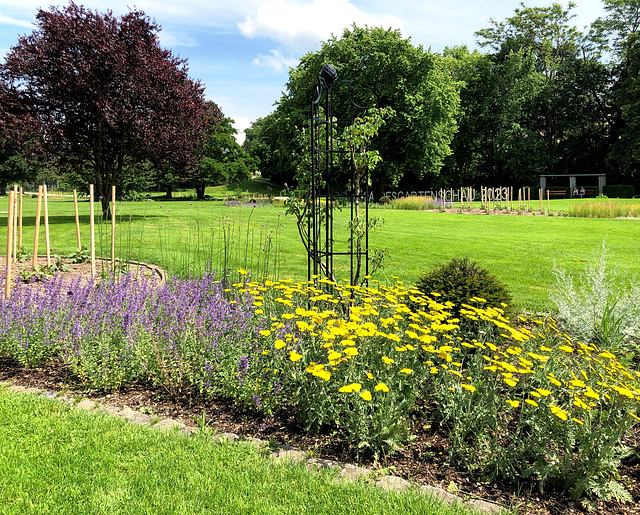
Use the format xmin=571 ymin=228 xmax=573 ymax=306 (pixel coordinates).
xmin=0 ymin=271 xmax=638 ymax=502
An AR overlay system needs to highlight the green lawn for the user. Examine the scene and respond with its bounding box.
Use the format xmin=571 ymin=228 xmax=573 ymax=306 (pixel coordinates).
xmin=2 ymin=194 xmax=639 ymax=311
xmin=0 ymin=388 xmax=479 ymax=515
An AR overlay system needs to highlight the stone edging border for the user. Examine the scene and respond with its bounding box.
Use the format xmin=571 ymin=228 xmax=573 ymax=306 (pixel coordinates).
xmin=2 ymin=383 xmax=504 ymax=514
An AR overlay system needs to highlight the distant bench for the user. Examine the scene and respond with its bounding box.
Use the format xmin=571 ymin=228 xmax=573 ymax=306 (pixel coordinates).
xmin=547 ymin=190 xmax=567 ymax=198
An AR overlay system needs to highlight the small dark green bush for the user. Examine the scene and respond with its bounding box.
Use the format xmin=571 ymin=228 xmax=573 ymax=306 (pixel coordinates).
xmin=378 ymin=196 xmax=391 ymax=204
xmin=415 ymin=257 xmax=512 ymax=314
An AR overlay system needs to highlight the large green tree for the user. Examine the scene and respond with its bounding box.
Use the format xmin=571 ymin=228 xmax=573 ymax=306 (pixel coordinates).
xmin=594 ymin=0 xmax=640 ymax=185
xmin=250 ymin=25 xmax=460 ymax=195
xmin=0 ymin=78 xmax=38 ymax=195
xmin=441 ymin=2 xmax=611 ymax=188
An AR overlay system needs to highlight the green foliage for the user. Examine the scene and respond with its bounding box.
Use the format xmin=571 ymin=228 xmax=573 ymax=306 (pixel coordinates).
xmin=441 ymin=3 xmax=612 ymax=188
xmin=66 ymin=246 xmax=91 ymax=264
xmin=414 ymin=257 xmax=512 ymax=313
xmin=249 ymin=25 xmax=460 ymax=190
xmin=603 ymin=184 xmax=636 ymax=198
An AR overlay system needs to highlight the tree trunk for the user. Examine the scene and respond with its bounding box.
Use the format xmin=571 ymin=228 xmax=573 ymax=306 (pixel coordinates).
xmin=0 ymin=180 xmax=7 ymax=196
xmin=100 ymin=197 xmax=111 ymax=220
xmin=165 ymin=184 xmax=173 ymax=198
xmin=196 ymin=185 xmax=205 ymax=200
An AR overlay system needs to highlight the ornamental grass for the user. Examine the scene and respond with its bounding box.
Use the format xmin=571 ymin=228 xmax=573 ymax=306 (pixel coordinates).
xmin=0 ymin=270 xmax=638 ymax=501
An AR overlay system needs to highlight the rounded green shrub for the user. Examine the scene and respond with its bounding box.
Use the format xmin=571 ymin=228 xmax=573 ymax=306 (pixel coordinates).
xmin=414 ymin=257 xmax=512 ymax=313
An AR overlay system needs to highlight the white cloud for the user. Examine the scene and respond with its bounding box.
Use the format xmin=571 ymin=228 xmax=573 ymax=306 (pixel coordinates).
xmin=159 ymin=30 xmax=198 ymax=48
xmin=232 ymin=116 xmax=251 ymax=145
xmin=253 ymin=49 xmax=298 ymax=72
xmin=0 ymin=15 xmax=34 ymax=29
xmin=238 ymin=0 xmax=403 ymax=52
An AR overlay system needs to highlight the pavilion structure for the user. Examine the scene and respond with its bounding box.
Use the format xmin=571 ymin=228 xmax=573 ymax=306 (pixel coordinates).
xmin=539 ymin=174 xmax=606 ymax=194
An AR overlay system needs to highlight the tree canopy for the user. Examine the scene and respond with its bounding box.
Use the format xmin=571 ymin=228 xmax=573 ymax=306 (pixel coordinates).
xmin=1 ymin=2 xmax=205 ymax=214
xmin=248 ymin=25 xmax=461 ymax=195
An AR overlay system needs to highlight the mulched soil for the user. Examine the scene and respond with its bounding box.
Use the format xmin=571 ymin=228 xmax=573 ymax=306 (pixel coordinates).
xmin=1 ymin=355 xmax=638 ymax=515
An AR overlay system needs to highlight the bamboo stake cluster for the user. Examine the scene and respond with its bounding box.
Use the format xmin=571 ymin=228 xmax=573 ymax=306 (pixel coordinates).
xmin=4 ymin=183 xmax=115 ymax=298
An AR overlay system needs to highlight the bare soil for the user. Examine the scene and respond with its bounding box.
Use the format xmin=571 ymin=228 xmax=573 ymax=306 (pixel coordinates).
xmin=1 ymin=256 xmax=166 ymax=288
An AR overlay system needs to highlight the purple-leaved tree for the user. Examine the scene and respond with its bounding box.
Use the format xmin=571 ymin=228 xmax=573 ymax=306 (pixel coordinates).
xmin=1 ymin=2 xmax=206 ymax=216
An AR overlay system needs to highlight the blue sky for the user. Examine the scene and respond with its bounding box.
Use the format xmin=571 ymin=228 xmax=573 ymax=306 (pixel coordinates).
xmin=0 ymin=0 xmax=606 ymax=142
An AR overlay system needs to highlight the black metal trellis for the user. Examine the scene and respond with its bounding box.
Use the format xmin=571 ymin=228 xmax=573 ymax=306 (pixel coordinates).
xmin=308 ymin=64 xmax=370 ymax=286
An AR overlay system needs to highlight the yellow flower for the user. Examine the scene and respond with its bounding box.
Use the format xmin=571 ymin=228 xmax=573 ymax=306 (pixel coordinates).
xmin=504 ymin=378 xmax=518 ymax=387
xmin=506 ymin=399 xmax=520 ymax=408
xmin=461 ymin=384 xmax=476 ymax=393
xmin=367 ymin=372 xmax=374 ymax=380
xmin=316 ymin=370 xmax=331 ymax=381
xmin=238 ymin=269 xmax=247 ymax=275
xmin=549 ymin=404 xmax=568 ymax=421
xmin=289 ymin=351 xmax=303 ymax=362
xmin=400 ymin=368 xmax=413 ymax=374
xmin=375 ymin=383 xmax=389 ymax=392
xmin=382 ymin=356 xmax=395 ymax=365
xmin=546 ymin=375 xmax=562 ymax=387
xmin=584 ymin=387 xmax=600 ymax=400
xmin=274 ymin=340 xmax=286 ymax=350
xmin=558 ymin=345 xmax=574 ymax=353
xmin=255 ymin=309 xmax=264 ymax=314
xmin=343 ymin=347 xmax=359 ymax=357
xmin=430 ymin=367 xmax=438 ymax=374
xmin=338 ymin=383 xmax=362 ymax=393
xmin=525 ymin=399 xmax=538 ymax=407
xmin=359 ymin=390 xmax=372 ymax=401
xmin=259 ymin=330 xmax=271 ymax=337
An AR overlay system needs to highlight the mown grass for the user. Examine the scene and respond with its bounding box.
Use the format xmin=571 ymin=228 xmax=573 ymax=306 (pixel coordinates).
xmin=1 ymin=195 xmax=640 ymax=311
xmin=0 ymin=388 xmax=480 ymax=515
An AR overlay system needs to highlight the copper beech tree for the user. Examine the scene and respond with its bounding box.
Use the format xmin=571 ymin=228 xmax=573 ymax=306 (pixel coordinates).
xmin=1 ymin=2 xmax=206 ymax=216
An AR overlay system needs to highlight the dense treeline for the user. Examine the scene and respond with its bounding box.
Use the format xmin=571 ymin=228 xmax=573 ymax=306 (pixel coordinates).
xmin=1 ymin=1 xmax=639 ymax=198
xmin=244 ymin=0 xmax=640 ymax=194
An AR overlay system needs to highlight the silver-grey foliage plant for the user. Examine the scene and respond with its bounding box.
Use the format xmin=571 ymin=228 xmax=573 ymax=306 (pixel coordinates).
xmin=550 ymin=241 xmax=640 ymax=352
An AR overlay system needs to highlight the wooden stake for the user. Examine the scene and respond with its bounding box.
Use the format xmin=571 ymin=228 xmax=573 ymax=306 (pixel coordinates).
xmin=32 ymin=186 xmax=42 ymax=269
xmin=547 ymin=189 xmax=550 ymax=213
xmin=73 ymin=189 xmax=81 ymax=251
xmin=539 ymin=188 xmax=543 ymax=213
xmin=18 ymin=187 xmax=23 ymax=250
xmin=5 ymin=191 xmax=15 ymax=298
xmin=527 ymin=187 xmax=531 ymax=211
xmin=12 ymin=185 xmax=18 ymax=263
xmin=111 ymin=185 xmax=116 ymax=273
xmin=90 ymin=185 xmax=96 ymax=276
xmin=43 ymin=184 xmax=51 ymax=267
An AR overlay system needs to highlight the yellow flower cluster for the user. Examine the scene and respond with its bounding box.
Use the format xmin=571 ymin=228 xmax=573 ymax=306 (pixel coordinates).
xmin=237 ymin=274 xmax=640 ymax=424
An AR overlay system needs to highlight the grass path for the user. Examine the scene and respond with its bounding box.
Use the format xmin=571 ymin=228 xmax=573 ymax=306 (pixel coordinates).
xmin=0 ymin=388 xmax=480 ymax=515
